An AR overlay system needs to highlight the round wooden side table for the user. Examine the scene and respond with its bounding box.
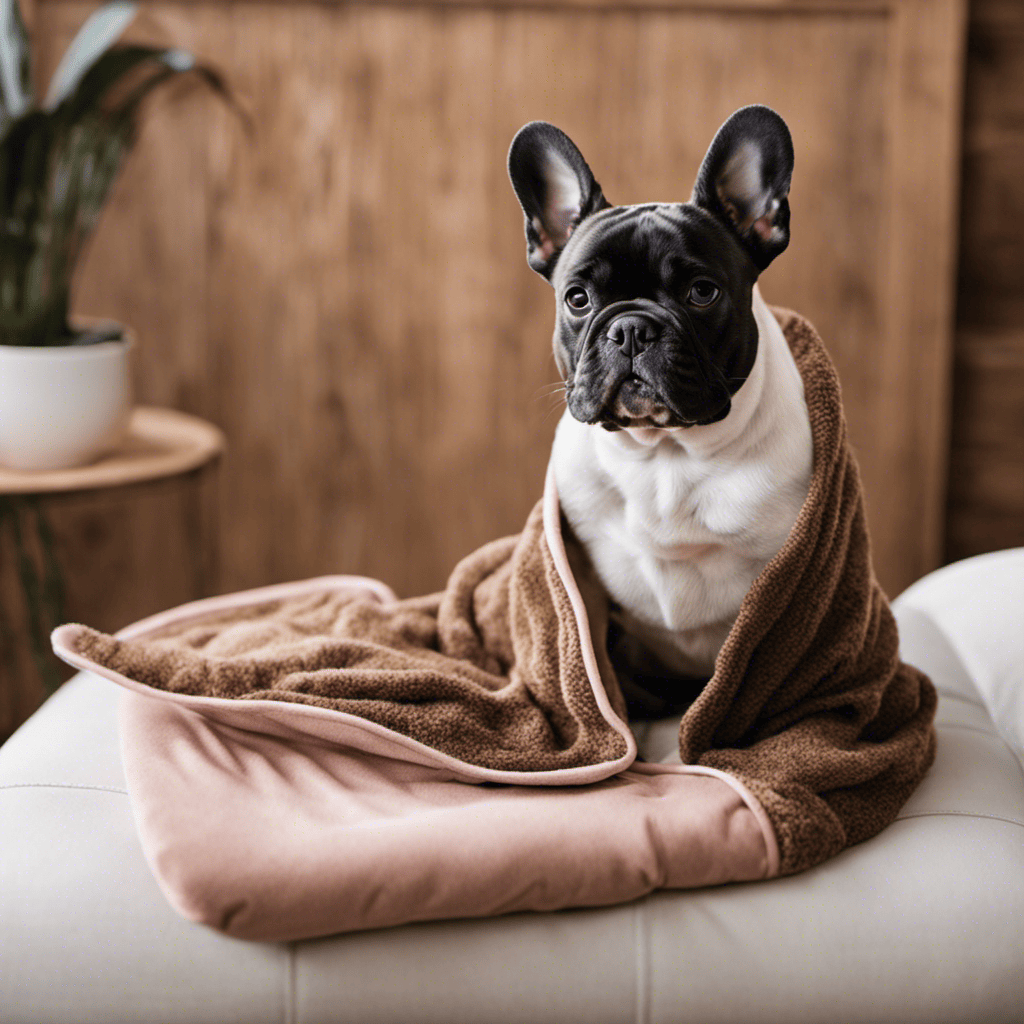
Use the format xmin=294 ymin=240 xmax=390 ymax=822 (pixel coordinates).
xmin=0 ymin=406 xmax=224 ymax=496
xmin=0 ymin=407 xmax=224 ymax=727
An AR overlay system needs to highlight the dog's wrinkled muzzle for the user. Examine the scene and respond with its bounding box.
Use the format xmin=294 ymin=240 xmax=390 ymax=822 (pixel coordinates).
xmin=568 ymin=299 xmax=730 ymax=429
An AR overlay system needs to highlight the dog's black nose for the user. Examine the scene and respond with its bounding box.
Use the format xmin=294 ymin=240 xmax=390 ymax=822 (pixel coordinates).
xmin=607 ymin=316 xmax=659 ymax=358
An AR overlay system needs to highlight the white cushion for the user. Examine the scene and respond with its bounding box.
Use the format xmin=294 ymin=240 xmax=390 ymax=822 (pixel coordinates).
xmin=894 ymin=547 xmax=1024 ymax=759
xmin=1 ymin=551 xmax=1022 ymax=1023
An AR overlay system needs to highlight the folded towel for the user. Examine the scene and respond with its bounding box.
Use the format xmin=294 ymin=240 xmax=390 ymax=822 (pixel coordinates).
xmin=53 ymin=306 xmax=936 ymax=938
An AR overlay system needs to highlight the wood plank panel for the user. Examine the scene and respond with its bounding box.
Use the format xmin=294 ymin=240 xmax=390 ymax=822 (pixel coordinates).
xmin=946 ymin=0 xmax=1024 ymax=564
xmin=946 ymin=328 xmax=1024 ymax=560
xmin=9 ymin=0 xmax=963 ymax=737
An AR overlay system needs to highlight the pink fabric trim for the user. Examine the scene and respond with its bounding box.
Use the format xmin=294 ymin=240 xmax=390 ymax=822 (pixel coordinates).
xmin=541 ymin=461 xmax=638 ymax=763
xmin=52 ymin=570 xmax=636 ymax=787
xmin=543 ymin=463 xmax=779 ymax=878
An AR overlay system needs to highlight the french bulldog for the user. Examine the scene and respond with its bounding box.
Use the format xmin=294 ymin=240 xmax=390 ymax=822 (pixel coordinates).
xmin=508 ymin=106 xmax=813 ymax=717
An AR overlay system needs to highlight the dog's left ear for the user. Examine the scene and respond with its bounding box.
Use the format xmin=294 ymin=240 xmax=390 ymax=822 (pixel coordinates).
xmin=691 ymin=105 xmax=794 ymax=271
xmin=508 ymin=122 xmax=610 ymax=279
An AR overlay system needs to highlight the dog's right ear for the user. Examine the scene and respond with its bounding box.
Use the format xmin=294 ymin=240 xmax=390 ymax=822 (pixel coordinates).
xmin=508 ymin=122 xmax=610 ymax=280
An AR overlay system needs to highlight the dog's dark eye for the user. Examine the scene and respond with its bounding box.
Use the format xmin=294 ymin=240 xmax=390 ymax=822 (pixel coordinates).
xmin=687 ymin=280 xmax=720 ymax=307
xmin=564 ymin=287 xmax=590 ymax=311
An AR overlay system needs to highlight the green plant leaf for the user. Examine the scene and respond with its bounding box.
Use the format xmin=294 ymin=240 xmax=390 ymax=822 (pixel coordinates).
xmin=45 ymin=44 xmax=237 ymax=242
xmin=42 ymin=1 xmax=137 ymax=111
xmin=0 ymin=0 xmax=32 ymax=130
xmin=0 ymin=24 xmax=245 ymax=346
xmin=0 ymin=109 xmax=63 ymax=342
xmin=107 ymin=49 xmax=246 ymax=136
xmin=52 ymin=44 xmax=191 ymax=125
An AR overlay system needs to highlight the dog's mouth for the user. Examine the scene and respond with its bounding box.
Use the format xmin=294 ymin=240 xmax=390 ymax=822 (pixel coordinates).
xmin=570 ymin=372 xmax=727 ymax=431
xmin=596 ymin=375 xmax=680 ymax=430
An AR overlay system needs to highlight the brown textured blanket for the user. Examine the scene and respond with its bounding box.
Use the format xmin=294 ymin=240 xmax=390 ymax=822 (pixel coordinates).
xmin=53 ymin=307 xmax=936 ymax=935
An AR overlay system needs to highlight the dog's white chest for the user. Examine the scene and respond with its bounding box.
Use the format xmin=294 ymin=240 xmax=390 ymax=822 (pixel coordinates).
xmin=553 ymin=291 xmax=813 ymax=677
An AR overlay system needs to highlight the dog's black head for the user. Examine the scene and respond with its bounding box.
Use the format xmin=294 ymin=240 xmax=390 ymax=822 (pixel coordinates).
xmin=508 ymin=106 xmax=794 ymax=429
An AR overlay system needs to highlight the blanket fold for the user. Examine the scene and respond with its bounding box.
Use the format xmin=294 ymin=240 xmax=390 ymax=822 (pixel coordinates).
xmin=677 ymin=308 xmax=937 ymax=873
xmin=52 ymin=306 xmax=936 ymax=936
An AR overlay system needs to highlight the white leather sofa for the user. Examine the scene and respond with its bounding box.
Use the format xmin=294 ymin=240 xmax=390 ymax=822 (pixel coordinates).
xmin=2 ymin=550 xmax=1022 ymax=1024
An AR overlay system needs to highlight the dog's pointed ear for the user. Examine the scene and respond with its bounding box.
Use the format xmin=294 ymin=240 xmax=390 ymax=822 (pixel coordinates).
xmin=508 ymin=122 xmax=610 ymax=280
xmin=691 ymin=106 xmax=794 ymax=271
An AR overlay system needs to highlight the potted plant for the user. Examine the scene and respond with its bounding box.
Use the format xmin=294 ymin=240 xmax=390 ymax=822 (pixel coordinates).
xmin=0 ymin=0 xmax=234 ymax=470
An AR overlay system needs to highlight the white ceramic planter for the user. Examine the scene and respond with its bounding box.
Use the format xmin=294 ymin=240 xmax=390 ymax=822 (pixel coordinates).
xmin=0 ymin=326 xmax=134 ymax=471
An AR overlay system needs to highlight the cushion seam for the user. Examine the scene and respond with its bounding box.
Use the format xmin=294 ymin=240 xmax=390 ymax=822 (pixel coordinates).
xmin=285 ymin=941 xmax=297 ymax=1024
xmin=634 ymin=900 xmax=650 ymax=1024
xmin=895 ymin=809 xmax=1024 ymax=830
xmin=0 ymin=782 xmax=128 ymax=795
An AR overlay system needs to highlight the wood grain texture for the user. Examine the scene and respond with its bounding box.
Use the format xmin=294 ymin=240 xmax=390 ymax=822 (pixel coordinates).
xmin=3 ymin=0 xmax=966 ymax=735
xmin=946 ymin=0 xmax=1024 ymax=563
xmin=946 ymin=326 xmax=1024 ymax=559
xmin=0 ymin=470 xmax=219 ymax=738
